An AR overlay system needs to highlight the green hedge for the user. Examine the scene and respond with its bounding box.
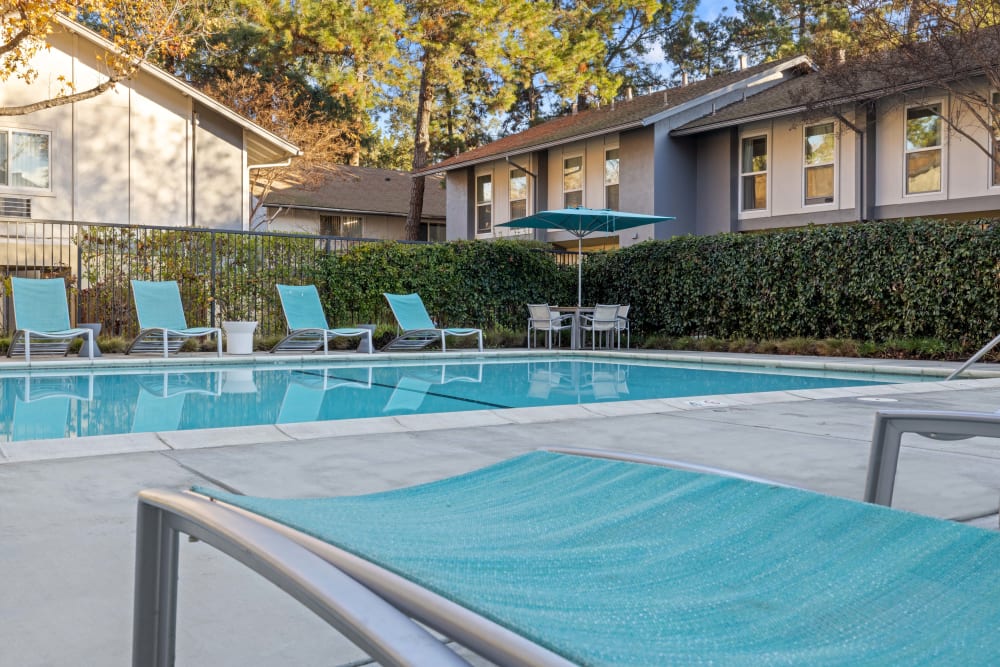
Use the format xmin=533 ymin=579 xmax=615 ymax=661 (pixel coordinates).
xmin=313 ymin=239 xmax=575 ymax=330
xmin=585 ymin=219 xmax=1000 ymax=347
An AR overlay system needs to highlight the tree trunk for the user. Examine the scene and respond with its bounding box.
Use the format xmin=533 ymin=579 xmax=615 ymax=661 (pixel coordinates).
xmin=406 ymin=58 xmax=434 ymax=241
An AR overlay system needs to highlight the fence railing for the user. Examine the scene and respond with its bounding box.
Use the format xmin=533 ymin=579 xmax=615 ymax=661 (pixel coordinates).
xmin=0 ymin=219 xmax=578 ymax=339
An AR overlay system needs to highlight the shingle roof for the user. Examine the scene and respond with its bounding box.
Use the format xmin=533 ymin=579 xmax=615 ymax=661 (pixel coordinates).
xmin=675 ymin=31 xmax=1000 ymax=135
xmin=263 ymin=165 xmax=446 ymax=219
xmin=422 ymin=56 xmax=806 ymax=173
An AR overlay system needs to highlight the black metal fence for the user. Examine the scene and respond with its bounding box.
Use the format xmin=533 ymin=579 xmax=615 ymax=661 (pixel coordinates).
xmin=0 ymin=219 xmax=578 ymax=339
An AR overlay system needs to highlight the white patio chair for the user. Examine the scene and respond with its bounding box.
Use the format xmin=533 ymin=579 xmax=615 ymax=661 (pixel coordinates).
xmin=580 ymin=304 xmax=619 ymax=349
xmin=526 ymin=304 xmax=573 ymax=349
xmin=615 ymin=304 xmax=631 ymax=349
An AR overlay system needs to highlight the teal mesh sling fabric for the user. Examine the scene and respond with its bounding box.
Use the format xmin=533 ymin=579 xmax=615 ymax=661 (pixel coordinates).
xmin=196 ymin=452 xmax=1000 ymax=666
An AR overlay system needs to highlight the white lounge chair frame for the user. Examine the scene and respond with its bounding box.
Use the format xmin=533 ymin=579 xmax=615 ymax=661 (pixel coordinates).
xmin=127 ymin=280 xmax=221 ymax=358
xmin=382 ymin=293 xmax=483 ymax=352
xmin=272 ymin=284 xmax=374 ymax=355
xmin=7 ymin=277 xmax=93 ymax=362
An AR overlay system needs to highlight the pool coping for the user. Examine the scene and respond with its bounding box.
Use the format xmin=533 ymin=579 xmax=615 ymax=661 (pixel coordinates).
xmin=3 ymin=349 xmax=999 ymax=464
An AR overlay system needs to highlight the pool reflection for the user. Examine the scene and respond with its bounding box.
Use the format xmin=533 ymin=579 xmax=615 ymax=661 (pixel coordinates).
xmin=0 ymin=357 xmax=899 ymax=441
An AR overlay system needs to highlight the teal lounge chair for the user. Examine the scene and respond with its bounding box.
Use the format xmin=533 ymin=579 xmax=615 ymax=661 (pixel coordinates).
xmin=127 ymin=280 xmax=221 ymax=358
xmin=7 ymin=277 xmax=94 ymax=361
xmin=383 ymin=292 xmax=483 ymax=352
xmin=272 ymin=284 xmax=373 ymax=355
xmin=134 ymin=409 xmax=1000 ymax=666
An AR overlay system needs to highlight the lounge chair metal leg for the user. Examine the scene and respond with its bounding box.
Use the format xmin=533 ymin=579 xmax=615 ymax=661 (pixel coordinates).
xmin=162 ymin=331 xmax=169 ymax=359
xmin=133 ymin=501 xmax=180 ymax=667
xmin=24 ymin=333 xmax=30 ymax=362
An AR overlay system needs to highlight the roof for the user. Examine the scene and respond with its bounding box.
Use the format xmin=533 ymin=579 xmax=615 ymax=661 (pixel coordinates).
xmin=54 ymin=15 xmax=300 ymax=164
xmin=421 ymin=56 xmax=810 ymax=174
xmin=263 ymin=165 xmax=446 ymax=219
xmin=675 ymin=31 xmax=1000 ymax=135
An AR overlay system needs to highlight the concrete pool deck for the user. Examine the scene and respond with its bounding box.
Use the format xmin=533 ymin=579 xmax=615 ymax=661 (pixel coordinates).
xmin=4 ymin=349 xmax=1000 ymax=665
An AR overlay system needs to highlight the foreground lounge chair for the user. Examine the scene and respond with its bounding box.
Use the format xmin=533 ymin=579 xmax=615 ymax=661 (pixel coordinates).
xmin=272 ymin=284 xmax=373 ymax=355
xmin=127 ymin=280 xmax=221 ymax=358
xmin=135 ymin=409 xmax=1000 ymax=666
xmin=7 ymin=277 xmax=93 ymax=361
xmin=382 ymin=292 xmax=483 ymax=352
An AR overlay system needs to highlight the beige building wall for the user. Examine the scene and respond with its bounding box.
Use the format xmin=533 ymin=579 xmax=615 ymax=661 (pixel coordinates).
xmin=129 ymin=75 xmax=191 ymax=226
xmin=470 ymin=155 xmax=537 ymax=240
xmin=446 ymin=169 xmax=470 ymax=239
xmin=738 ymin=113 xmax=857 ymax=227
xmin=873 ymin=90 xmax=1000 ymax=209
xmin=0 ymin=26 xmax=250 ymax=230
xmin=546 ymin=136 xmax=623 ymax=247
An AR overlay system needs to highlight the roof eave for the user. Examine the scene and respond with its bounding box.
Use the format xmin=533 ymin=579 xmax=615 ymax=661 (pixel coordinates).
xmin=263 ymin=202 xmax=445 ymax=219
xmin=672 ymin=64 xmax=988 ymax=136
xmin=641 ymin=55 xmax=815 ymax=127
xmin=419 ymin=120 xmax=646 ymax=175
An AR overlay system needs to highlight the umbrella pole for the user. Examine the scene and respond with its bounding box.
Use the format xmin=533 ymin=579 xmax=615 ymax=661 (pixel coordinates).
xmin=577 ymin=236 xmax=583 ymax=307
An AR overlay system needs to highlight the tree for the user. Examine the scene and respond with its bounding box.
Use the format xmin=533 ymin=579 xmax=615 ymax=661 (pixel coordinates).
xmin=399 ymin=0 xmax=548 ymax=239
xmin=199 ymin=71 xmax=356 ymax=227
xmin=722 ymin=0 xmax=855 ymax=66
xmin=825 ymin=1 xmax=1000 ymax=172
xmin=174 ymin=0 xmax=404 ymax=165
xmin=663 ymin=14 xmax=735 ymax=82
xmin=0 ymin=0 xmax=223 ymax=116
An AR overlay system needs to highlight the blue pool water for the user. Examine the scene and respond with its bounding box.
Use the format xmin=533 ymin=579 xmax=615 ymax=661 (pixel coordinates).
xmin=2 ymin=357 xmax=931 ymax=441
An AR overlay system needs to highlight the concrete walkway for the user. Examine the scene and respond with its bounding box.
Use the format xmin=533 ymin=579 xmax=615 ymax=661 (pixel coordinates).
xmin=3 ymin=351 xmax=1000 ymax=666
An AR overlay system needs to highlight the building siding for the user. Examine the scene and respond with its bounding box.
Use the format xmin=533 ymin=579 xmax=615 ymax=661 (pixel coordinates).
xmin=0 ymin=25 xmax=254 ymax=230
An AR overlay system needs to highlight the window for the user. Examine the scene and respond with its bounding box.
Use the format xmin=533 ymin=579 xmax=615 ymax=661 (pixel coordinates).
xmin=741 ymin=135 xmax=767 ymax=211
xmin=0 ymin=129 xmax=50 ymax=189
xmin=905 ymin=104 xmax=942 ymax=194
xmin=992 ymin=92 xmax=1000 ymax=187
xmin=420 ymin=222 xmax=446 ymax=242
xmin=509 ymin=167 xmax=527 ymax=220
xmin=563 ymin=156 xmax=583 ymax=208
xmin=803 ymin=122 xmax=835 ymax=205
xmin=604 ymin=148 xmax=620 ymax=210
xmin=475 ymin=173 xmax=492 ymax=234
xmin=319 ymin=215 xmax=363 ymax=238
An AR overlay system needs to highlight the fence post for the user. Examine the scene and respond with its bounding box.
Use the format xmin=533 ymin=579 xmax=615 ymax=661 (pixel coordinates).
xmin=210 ymin=232 xmax=217 ymax=327
xmin=76 ymin=223 xmax=82 ymax=325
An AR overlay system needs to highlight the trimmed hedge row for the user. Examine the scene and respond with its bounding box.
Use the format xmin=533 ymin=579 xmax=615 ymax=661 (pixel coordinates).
xmin=313 ymin=239 xmax=575 ymax=331
xmin=585 ymin=219 xmax=1000 ymax=347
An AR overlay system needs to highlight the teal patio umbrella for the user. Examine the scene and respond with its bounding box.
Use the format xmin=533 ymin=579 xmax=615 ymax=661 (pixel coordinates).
xmin=499 ymin=206 xmax=674 ymax=306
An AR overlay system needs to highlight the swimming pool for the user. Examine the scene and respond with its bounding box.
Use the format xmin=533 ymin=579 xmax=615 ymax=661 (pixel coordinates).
xmin=0 ymin=355 xmax=938 ymax=442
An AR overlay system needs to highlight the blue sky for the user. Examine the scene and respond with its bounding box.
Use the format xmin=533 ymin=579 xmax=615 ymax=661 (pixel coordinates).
xmin=698 ymin=0 xmax=732 ymax=20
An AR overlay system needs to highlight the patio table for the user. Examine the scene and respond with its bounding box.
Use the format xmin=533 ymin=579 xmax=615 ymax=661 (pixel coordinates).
xmin=551 ymin=306 xmax=594 ymax=350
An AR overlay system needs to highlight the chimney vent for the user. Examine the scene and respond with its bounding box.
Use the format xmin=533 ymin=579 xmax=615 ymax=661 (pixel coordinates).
xmin=739 ymin=54 xmax=748 ymax=70
xmin=681 ymin=71 xmax=689 ymax=86
xmin=625 ymin=86 xmax=633 ymax=101
xmin=571 ymin=100 xmax=578 ymax=115
xmin=836 ymin=48 xmax=846 ymax=64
